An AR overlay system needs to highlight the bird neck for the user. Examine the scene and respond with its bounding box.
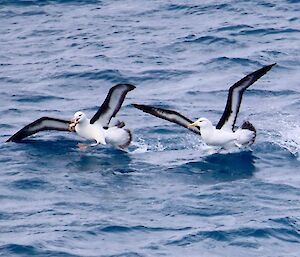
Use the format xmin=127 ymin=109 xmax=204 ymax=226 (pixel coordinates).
xmin=76 ymin=118 xmax=90 ymax=128
xmin=200 ymin=124 xmax=215 ymax=138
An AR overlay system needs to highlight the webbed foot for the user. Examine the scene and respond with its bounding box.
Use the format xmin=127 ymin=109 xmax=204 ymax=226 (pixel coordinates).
xmin=78 ymin=143 xmax=90 ymax=150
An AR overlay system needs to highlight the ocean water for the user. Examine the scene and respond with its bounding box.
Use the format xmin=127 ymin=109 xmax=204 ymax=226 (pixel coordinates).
xmin=0 ymin=0 xmax=300 ymax=256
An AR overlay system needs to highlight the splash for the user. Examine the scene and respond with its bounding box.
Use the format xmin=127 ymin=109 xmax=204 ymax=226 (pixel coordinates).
xmin=278 ymin=126 xmax=300 ymax=159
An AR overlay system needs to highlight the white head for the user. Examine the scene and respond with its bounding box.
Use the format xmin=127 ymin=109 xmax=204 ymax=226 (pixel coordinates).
xmin=188 ymin=117 xmax=213 ymax=129
xmin=71 ymin=111 xmax=88 ymax=125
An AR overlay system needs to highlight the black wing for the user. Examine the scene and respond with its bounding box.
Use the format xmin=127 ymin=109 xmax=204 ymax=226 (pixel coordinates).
xmin=6 ymin=117 xmax=71 ymax=142
xmin=133 ymin=104 xmax=201 ymax=135
xmin=90 ymin=84 xmax=135 ymax=128
xmin=216 ymin=63 xmax=276 ymax=131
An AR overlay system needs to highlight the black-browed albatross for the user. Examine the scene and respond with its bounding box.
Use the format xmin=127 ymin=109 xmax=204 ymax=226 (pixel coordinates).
xmin=133 ymin=64 xmax=275 ymax=149
xmin=7 ymin=83 xmax=135 ymax=150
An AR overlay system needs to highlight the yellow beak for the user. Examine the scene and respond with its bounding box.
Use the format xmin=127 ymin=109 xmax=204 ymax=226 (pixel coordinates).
xmin=187 ymin=121 xmax=197 ymax=128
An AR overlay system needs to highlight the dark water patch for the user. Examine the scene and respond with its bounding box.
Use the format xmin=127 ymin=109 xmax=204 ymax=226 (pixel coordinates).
xmin=182 ymin=35 xmax=237 ymax=45
xmin=232 ymin=28 xmax=300 ymax=36
xmin=66 ymin=148 xmax=134 ymax=174
xmin=165 ymin=3 xmax=232 ymax=14
xmin=207 ymin=57 xmax=263 ymax=68
xmin=239 ymin=89 xmax=299 ymax=97
xmin=102 ymin=253 xmax=144 ymax=257
xmin=254 ymin=180 xmax=300 ymax=196
xmin=258 ymin=1 xmax=276 ymax=7
xmin=166 ymin=3 xmax=193 ymax=11
xmin=0 ymin=123 xmax=16 ymax=129
xmin=0 ymin=211 xmax=11 ymax=220
xmin=136 ymin=69 xmax=194 ymax=82
xmin=289 ymin=17 xmax=299 ymax=22
xmin=182 ymin=3 xmax=231 ymax=15
xmin=176 ymin=204 xmax=240 ymax=217
xmin=0 ymin=10 xmax=18 ymax=18
xmin=169 ymin=151 xmax=256 ymax=183
xmin=0 ymin=76 xmax=23 ymax=84
xmin=0 ymin=63 xmax=13 ymax=67
xmin=53 ymin=69 xmax=128 ymax=83
xmin=10 ymin=178 xmax=50 ymax=190
xmin=261 ymin=49 xmax=288 ymax=58
xmin=215 ymin=24 xmax=254 ymax=32
xmin=0 ymin=0 xmax=101 ymax=6
xmin=11 ymin=139 xmax=78 ymax=156
xmin=99 ymin=225 xmax=190 ymax=233
xmin=20 ymin=10 xmax=48 ymax=16
xmin=254 ymin=141 xmax=297 ymax=161
xmin=149 ymin=127 xmax=182 ymax=135
xmin=270 ymin=217 xmax=300 ymax=230
xmin=0 ymin=244 xmax=81 ymax=257
xmin=165 ymin=230 xmax=230 ymax=246
xmin=229 ymin=241 xmax=259 ymax=248
xmin=166 ymin=226 xmax=300 ymax=246
xmin=15 ymin=94 xmax=67 ymax=103
xmin=29 ymin=29 xmax=65 ymax=37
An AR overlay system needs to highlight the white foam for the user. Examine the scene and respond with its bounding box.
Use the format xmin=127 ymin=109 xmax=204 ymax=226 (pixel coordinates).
xmin=278 ymin=126 xmax=300 ymax=159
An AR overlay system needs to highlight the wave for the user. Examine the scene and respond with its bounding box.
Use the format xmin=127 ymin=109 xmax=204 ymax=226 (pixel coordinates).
xmin=96 ymin=225 xmax=190 ymax=233
xmin=276 ymin=126 xmax=300 ymax=159
xmin=0 ymin=0 xmax=100 ymax=6
xmin=165 ymin=226 xmax=300 ymax=246
xmin=181 ymin=35 xmax=237 ymax=45
xmin=0 ymin=244 xmax=81 ymax=257
xmin=231 ymin=28 xmax=300 ymax=36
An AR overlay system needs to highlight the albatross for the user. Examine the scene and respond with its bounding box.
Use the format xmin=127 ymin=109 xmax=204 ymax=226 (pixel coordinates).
xmin=7 ymin=83 xmax=135 ymax=150
xmin=133 ymin=64 xmax=275 ymax=149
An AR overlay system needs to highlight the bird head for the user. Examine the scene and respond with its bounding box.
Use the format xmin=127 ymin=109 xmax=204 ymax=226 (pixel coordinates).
xmin=188 ymin=117 xmax=212 ymax=129
xmin=71 ymin=111 xmax=87 ymax=124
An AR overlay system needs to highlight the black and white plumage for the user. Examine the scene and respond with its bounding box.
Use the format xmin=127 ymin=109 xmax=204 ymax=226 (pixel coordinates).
xmin=132 ymin=104 xmax=201 ymax=135
xmin=7 ymin=83 xmax=135 ymax=149
xmin=133 ymin=64 xmax=275 ymax=148
xmin=90 ymin=84 xmax=135 ymax=128
xmin=6 ymin=117 xmax=71 ymax=142
xmin=215 ymin=63 xmax=276 ymax=131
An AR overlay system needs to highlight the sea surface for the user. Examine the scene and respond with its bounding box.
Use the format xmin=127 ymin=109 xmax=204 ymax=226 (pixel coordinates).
xmin=0 ymin=1 xmax=300 ymax=256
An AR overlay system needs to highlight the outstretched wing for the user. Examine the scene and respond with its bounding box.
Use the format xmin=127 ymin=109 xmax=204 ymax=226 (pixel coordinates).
xmin=90 ymin=84 xmax=135 ymax=128
xmin=216 ymin=63 xmax=276 ymax=131
xmin=133 ymin=104 xmax=201 ymax=135
xmin=6 ymin=117 xmax=71 ymax=142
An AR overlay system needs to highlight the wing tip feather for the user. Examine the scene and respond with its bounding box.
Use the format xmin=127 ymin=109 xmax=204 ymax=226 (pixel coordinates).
xmin=260 ymin=63 xmax=276 ymax=74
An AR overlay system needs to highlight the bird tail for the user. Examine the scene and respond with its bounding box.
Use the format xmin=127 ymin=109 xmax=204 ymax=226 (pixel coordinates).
xmin=118 ymin=129 xmax=132 ymax=149
xmin=236 ymin=121 xmax=256 ymax=146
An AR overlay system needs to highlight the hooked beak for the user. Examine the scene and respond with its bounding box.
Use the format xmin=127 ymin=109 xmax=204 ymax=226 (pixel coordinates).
xmin=187 ymin=121 xmax=197 ymax=128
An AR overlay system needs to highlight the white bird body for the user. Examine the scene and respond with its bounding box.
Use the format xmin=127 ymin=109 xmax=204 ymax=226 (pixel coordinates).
xmin=74 ymin=117 xmax=106 ymax=145
xmin=194 ymin=118 xmax=255 ymax=148
xmin=71 ymin=111 xmax=132 ymax=149
xmin=68 ymin=83 xmax=135 ymax=150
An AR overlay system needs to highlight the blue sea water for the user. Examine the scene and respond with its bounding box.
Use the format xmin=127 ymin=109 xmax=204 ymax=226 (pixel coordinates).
xmin=0 ymin=0 xmax=300 ymax=256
